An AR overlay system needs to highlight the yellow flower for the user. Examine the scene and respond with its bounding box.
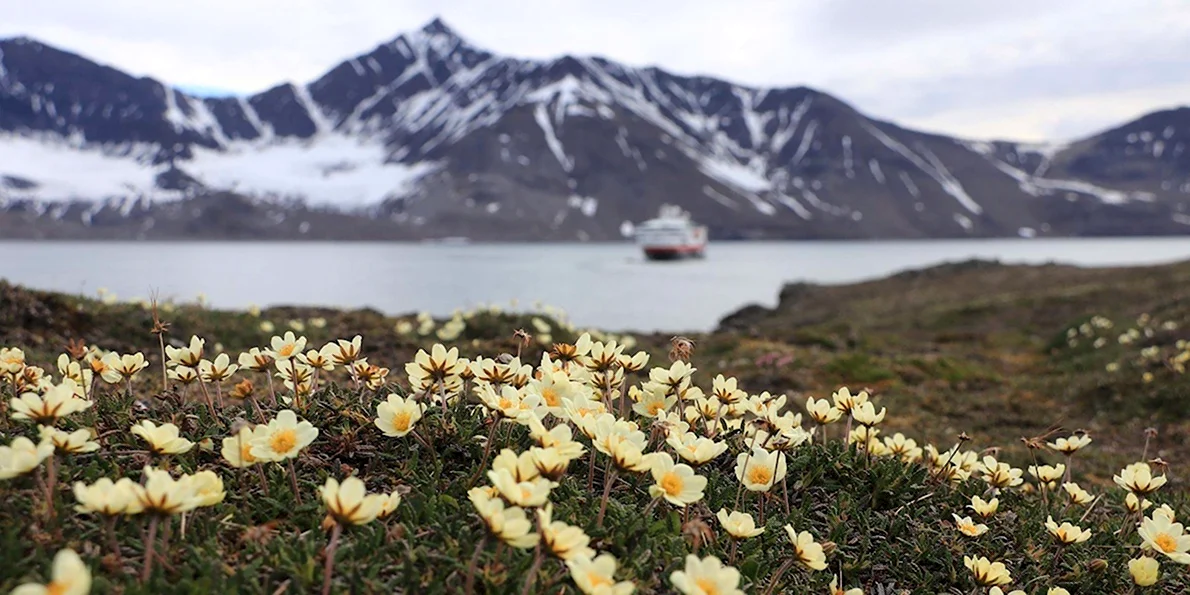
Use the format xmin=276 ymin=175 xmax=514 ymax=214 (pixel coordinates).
xmin=831 ymin=387 xmax=867 ymax=415
xmin=667 ymin=432 xmax=728 ymax=466
xmin=73 ymin=477 xmax=144 ymax=516
xmin=1047 ymin=588 xmax=1071 ymax=595
xmin=130 ymin=420 xmax=195 ymax=455
xmin=321 ymin=476 xmax=386 ymax=525
xmin=198 ymin=353 xmax=238 ymax=383
xmin=669 ymin=554 xmax=743 ymax=595
xmin=734 ymin=448 xmax=786 ymax=492
xmin=184 ymin=470 xmax=225 ymax=508
xmin=1138 ymin=512 xmax=1190 ymax=564
xmin=716 ymin=509 xmax=764 ymax=539
xmin=1126 ymin=492 xmax=1154 ymax=513
xmin=468 ymin=487 xmax=537 ymax=549
xmin=168 ymin=366 xmax=199 ymax=385
xmin=1062 ymin=482 xmax=1094 ymax=505
xmin=269 ymin=331 xmax=307 ymax=361
xmin=237 ymin=348 xmax=275 ymax=372
xmin=711 ymin=374 xmax=746 ymax=404
xmin=538 ymin=505 xmax=595 ymax=560
xmin=647 ymin=453 xmax=706 ymax=507
xmin=0 ymin=436 xmax=55 ymax=479
xmin=100 ymin=352 xmax=149 ymax=383
xmin=221 ymin=426 xmax=267 ymax=468
xmin=165 ymin=336 xmax=205 ymax=368
xmin=968 ymin=496 xmax=999 ymax=518
xmin=492 ymin=449 xmax=542 ymax=483
xmin=10 ymin=380 xmax=92 ymax=424
xmin=1047 ymin=434 xmax=1092 ymax=454
xmin=1115 ymin=462 xmax=1167 ymax=496
xmin=488 ymin=467 xmax=552 ymax=508
xmin=250 ymin=410 xmax=319 ymax=462
xmin=784 ymin=525 xmax=827 ymax=570
xmin=525 ymin=416 xmax=587 ymax=460
xmin=1128 ymin=556 xmax=1160 ymax=586
xmin=952 ymin=514 xmax=988 ymax=537
xmin=529 ymin=446 xmax=577 ymax=481
xmin=883 ymin=433 xmax=922 ymax=462
xmin=39 ymin=426 xmax=100 ymax=454
xmin=980 ymin=456 xmax=1024 ymax=489
xmin=633 ymin=386 xmax=677 ymax=419
xmin=299 ymin=349 xmax=333 ymax=372
xmin=964 ymin=556 xmax=1012 ymax=586
xmin=1044 ymin=516 xmax=1092 ymax=544
xmin=377 ymin=491 xmax=402 ymax=520
xmin=0 ymin=346 xmax=26 ymax=374
xmin=850 ymin=401 xmax=886 ymax=426
xmin=10 ymin=548 xmax=91 ymax=595
xmin=829 ymin=575 xmax=863 ymax=595
xmin=405 ymin=343 xmax=464 ymax=395
xmin=132 ymin=466 xmax=200 ymax=515
xmin=988 ymin=589 xmax=1025 ymax=595
xmin=566 ymin=553 xmax=635 ymax=595
xmin=320 ymin=335 xmax=362 ymax=367
xmin=374 ymin=394 xmax=425 ymax=438
xmin=525 ymin=368 xmax=585 ymax=415
xmin=1028 ymin=464 xmax=1066 ymax=484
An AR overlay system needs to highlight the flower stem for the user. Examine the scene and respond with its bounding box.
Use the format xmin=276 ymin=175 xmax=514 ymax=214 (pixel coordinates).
xmin=287 ymin=459 xmax=303 ymax=505
xmin=520 ymin=540 xmax=545 ymax=595
xmin=265 ymin=372 xmax=278 ymax=407
xmin=596 ymin=467 xmax=617 ymax=528
xmin=468 ymin=418 xmax=501 ymax=488
xmin=105 ymin=515 xmax=124 ymax=572
xmin=321 ymin=522 xmax=342 ymax=595
xmin=142 ymin=515 xmax=160 ymax=583
xmin=761 ymin=558 xmax=797 ymax=595
xmin=464 ymin=534 xmax=488 ymax=595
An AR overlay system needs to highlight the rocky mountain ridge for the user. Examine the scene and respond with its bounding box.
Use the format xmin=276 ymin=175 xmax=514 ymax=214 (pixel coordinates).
xmin=1 ymin=18 xmax=1189 ymax=240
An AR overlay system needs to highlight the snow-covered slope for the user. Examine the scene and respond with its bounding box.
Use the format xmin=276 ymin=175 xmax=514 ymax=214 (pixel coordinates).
xmin=1 ymin=19 xmax=1189 ymax=240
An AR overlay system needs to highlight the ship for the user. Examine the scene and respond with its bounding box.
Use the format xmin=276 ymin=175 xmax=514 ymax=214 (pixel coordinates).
xmin=634 ymin=205 xmax=708 ymax=260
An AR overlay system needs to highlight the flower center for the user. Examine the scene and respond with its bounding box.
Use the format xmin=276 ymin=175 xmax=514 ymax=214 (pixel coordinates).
xmin=660 ymin=472 xmax=684 ymax=496
xmin=695 ymin=577 xmax=721 ymax=595
xmin=269 ymin=429 xmax=298 ymax=454
xmin=240 ymin=443 xmax=256 ymax=463
xmin=392 ymin=411 xmax=412 ymax=432
xmin=47 ymin=581 xmax=69 ymax=595
xmin=498 ymin=398 xmax=514 ymax=410
xmin=747 ymin=465 xmax=773 ymax=486
xmin=647 ymin=401 xmax=665 ymax=415
xmin=587 ymin=571 xmax=612 ymax=587
xmin=1155 ymin=532 xmax=1178 ymax=553
xmin=542 ymin=387 xmax=560 ymax=407
xmin=278 ymin=345 xmax=295 ymax=357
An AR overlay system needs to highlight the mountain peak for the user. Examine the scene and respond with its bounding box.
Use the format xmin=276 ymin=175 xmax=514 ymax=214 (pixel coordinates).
xmin=419 ymin=17 xmax=457 ymax=38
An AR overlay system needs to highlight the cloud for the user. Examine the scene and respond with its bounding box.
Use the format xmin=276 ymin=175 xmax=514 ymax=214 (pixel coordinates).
xmin=1 ymin=0 xmax=1187 ymax=141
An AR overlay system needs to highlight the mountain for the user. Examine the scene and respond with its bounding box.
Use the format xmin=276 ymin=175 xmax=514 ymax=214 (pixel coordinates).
xmin=1 ymin=19 xmax=1189 ymax=240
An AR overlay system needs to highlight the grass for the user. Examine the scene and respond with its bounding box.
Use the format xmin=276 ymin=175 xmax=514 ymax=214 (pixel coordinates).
xmin=1 ymin=257 xmax=1189 ymax=593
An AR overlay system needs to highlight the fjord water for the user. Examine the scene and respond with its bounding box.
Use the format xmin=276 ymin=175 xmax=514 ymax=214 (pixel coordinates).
xmin=4 ymin=239 xmax=1190 ymax=332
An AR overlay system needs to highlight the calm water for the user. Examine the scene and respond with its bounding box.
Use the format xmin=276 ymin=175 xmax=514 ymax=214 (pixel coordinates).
xmin=4 ymin=239 xmax=1190 ymax=332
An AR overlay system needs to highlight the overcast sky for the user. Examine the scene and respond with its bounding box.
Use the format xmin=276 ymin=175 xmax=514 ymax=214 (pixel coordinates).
xmin=5 ymin=0 xmax=1190 ymax=142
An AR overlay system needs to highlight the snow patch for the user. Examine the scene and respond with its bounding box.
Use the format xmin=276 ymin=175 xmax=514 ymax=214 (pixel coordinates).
xmin=702 ymin=185 xmax=740 ymax=209
xmin=791 ymin=120 xmax=818 ymax=165
xmin=868 ymin=159 xmax=885 ymax=184
xmin=1018 ymin=227 xmax=1036 ymax=238
xmin=864 ymin=122 xmax=980 ymax=213
xmin=0 ymin=134 xmax=171 ymax=202
xmin=187 ymin=134 xmax=438 ymax=208
xmin=533 ymin=103 xmax=572 ymax=171
xmin=698 ymin=158 xmax=771 ymax=193
xmin=953 ymin=213 xmax=973 ymax=230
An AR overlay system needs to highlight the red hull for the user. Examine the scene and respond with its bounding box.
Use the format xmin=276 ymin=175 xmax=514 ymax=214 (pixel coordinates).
xmin=644 ymin=244 xmax=706 ymax=260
